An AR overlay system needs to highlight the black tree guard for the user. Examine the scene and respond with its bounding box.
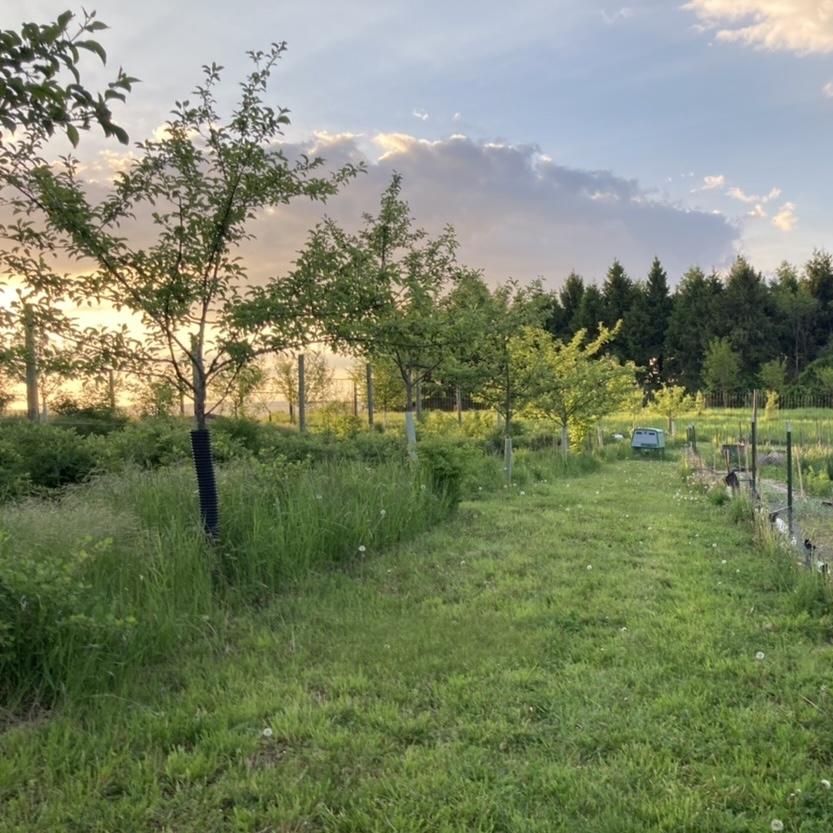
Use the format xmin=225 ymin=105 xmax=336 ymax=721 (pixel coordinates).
xmin=191 ymin=428 xmax=219 ymax=540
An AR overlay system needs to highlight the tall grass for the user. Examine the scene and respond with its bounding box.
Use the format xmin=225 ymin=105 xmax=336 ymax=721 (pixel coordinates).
xmin=0 ymin=457 xmax=448 ymax=706
xmin=0 ymin=440 xmax=626 ymax=708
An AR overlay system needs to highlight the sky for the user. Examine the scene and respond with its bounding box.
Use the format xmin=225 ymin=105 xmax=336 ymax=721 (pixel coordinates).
xmin=6 ymin=0 xmax=833 ymax=289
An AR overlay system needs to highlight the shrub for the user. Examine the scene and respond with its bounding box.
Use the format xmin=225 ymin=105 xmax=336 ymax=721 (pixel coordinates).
xmin=0 ymin=438 xmax=28 ymax=499
xmin=418 ymin=438 xmax=481 ymax=507
xmin=91 ymin=417 xmax=192 ymax=470
xmin=0 ymin=422 xmax=97 ymax=490
xmin=50 ymin=401 xmax=129 ymax=436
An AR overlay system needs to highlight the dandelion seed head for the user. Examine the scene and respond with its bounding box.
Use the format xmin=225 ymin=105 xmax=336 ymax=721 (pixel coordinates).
xmin=586 ymin=564 xmax=593 ymax=571
xmin=261 ymin=727 xmax=273 ymax=738
xmin=822 ymin=779 xmax=831 ymax=789
xmin=770 ymin=820 xmax=784 ymax=832
xmin=358 ymin=545 xmax=367 ymax=553
xmin=755 ymin=651 xmax=766 ymax=661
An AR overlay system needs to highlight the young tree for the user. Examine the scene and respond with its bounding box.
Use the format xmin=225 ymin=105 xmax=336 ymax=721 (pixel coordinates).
xmin=759 ymin=357 xmax=787 ymax=394
xmin=466 ymin=281 xmax=549 ymax=474
xmin=13 ymin=46 xmax=358 ymax=536
xmin=702 ymin=337 xmax=741 ymax=406
xmin=513 ymin=324 xmax=636 ymax=455
xmin=282 ymin=174 xmax=465 ymax=453
xmin=651 ymin=384 xmax=691 ymax=434
xmin=210 ymin=361 xmax=267 ymax=418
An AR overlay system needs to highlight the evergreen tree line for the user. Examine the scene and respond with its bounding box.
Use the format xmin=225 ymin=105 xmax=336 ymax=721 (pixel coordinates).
xmin=542 ymin=251 xmax=833 ymax=399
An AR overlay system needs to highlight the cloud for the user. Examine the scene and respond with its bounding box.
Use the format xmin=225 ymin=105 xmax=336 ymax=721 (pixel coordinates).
xmin=684 ymin=1 xmax=833 ymax=54
xmin=24 ymin=133 xmax=739 ymax=290
xmin=824 ymin=80 xmax=833 ymax=96
xmin=412 ymin=109 xmax=429 ymax=121
xmin=772 ymin=201 xmax=798 ymax=230
xmin=600 ymin=7 xmax=635 ymax=24
xmin=726 ymin=185 xmax=781 ymax=204
xmin=747 ymin=204 xmax=768 ymax=219
xmin=452 ymin=112 xmax=463 ymax=123
xmin=254 ymin=132 xmax=738 ymax=284
xmin=693 ymin=174 xmax=726 ymax=191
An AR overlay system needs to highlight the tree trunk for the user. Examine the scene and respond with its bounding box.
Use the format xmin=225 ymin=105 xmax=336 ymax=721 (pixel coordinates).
xmin=23 ymin=305 xmax=39 ymax=423
xmin=561 ymin=424 xmax=570 ymax=458
xmin=404 ymin=369 xmax=417 ymax=457
xmin=107 ymin=368 xmax=117 ymax=411
xmin=415 ymin=377 xmax=423 ymax=423
xmin=298 ymin=353 xmax=306 ymax=433
xmin=190 ymin=335 xmax=218 ymax=539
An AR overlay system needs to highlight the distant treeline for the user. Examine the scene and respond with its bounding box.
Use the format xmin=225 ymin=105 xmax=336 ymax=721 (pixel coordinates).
xmin=542 ymin=251 xmax=833 ymax=397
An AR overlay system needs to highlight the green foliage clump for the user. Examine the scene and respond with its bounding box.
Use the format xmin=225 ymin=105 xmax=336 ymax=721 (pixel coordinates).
xmin=0 ymin=421 xmax=97 ymax=491
xmin=50 ymin=400 xmax=129 ymax=436
xmin=417 ymin=438 xmax=482 ymax=507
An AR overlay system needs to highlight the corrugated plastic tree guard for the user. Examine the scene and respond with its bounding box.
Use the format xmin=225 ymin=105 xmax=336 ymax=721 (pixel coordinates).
xmin=191 ymin=429 xmax=219 ymax=540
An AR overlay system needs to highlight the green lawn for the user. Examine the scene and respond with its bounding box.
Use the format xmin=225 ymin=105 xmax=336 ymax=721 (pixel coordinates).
xmin=2 ymin=458 xmax=833 ymax=832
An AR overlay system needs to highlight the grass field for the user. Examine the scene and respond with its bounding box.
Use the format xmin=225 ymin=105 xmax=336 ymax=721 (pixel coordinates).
xmin=601 ymin=406 xmax=833 ymax=449
xmin=3 ymin=457 xmax=833 ymax=832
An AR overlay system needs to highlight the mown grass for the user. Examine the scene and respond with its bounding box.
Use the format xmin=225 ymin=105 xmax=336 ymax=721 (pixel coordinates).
xmin=2 ymin=457 xmax=833 ymax=831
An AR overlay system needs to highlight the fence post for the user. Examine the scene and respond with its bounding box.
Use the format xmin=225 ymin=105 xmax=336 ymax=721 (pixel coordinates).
xmin=504 ymin=435 xmax=513 ymax=484
xmin=23 ymin=304 xmax=39 ymax=422
xmin=366 ymin=363 xmax=374 ymax=429
xmin=298 ymin=353 xmax=306 ymax=433
xmin=786 ymin=422 xmax=793 ymax=537
xmin=455 ymin=385 xmax=463 ymax=426
xmin=352 ymin=379 xmax=358 ymax=417
xmin=750 ymin=417 xmax=757 ymax=499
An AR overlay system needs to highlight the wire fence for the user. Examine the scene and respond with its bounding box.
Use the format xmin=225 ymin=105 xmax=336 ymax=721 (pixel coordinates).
xmin=684 ymin=418 xmax=833 ymax=578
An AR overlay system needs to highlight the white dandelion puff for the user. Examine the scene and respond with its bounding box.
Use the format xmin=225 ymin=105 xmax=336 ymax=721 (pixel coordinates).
xmin=261 ymin=727 xmax=273 ymax=738
xmin=755 ymin=651 xmax=766 ymax=661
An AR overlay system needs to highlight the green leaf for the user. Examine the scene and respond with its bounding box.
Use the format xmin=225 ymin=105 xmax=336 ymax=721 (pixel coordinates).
xmin=65 ymin=123 xmax=79 ymax=147
xmin=77 ymin=40 xmax=107 ymax=64
xmin=111 ymin=124 xmax=129 ymax=145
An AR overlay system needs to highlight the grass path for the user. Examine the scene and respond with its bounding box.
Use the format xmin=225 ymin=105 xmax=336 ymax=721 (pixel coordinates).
xmin=3 ymin=459 xmax=833 ymax=832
